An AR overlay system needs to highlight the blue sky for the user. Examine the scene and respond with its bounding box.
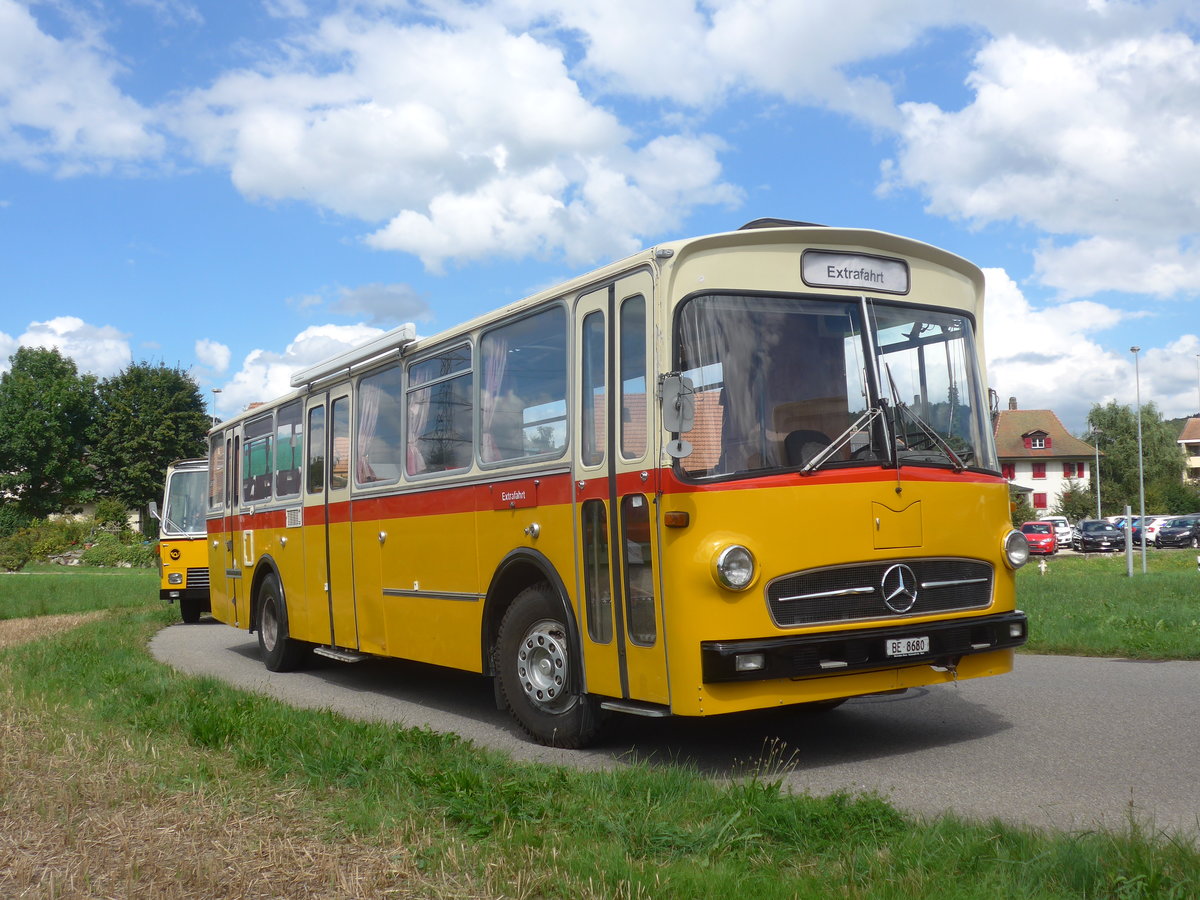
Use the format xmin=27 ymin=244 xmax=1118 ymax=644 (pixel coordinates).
xmin=2 ymin=0 xmax=1199 ymax=434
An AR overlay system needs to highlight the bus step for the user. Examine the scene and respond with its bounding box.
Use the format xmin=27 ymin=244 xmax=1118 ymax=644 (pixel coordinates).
xmin=313 ymin=646 xmax=370 ymax=664
xmin=599 ymin=699 xmax=672 ymax=718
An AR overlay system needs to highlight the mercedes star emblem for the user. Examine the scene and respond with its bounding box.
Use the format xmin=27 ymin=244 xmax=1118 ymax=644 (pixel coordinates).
xmin=881 ymin=563 xmax=918 ymax=613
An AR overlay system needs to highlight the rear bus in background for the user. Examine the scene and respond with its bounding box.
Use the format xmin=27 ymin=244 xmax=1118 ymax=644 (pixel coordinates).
xmin=151 ymin=458 xmax=211 ymax=623
xmin=205 ymin=219 xmax=1030 ymax=747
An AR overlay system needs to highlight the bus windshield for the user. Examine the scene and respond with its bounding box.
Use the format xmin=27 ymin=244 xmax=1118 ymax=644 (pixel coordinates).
xmin=161 ymin=468 xmax=208 ymax=537
xmin=675 ymin=293 xmax=998 ymax=478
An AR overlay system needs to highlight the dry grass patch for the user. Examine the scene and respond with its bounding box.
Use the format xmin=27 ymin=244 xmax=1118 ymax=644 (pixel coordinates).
xmin=0 ymin=693 xmax=500 ymax=899
xmin=0 ymin=613 xmax=106 ymax=650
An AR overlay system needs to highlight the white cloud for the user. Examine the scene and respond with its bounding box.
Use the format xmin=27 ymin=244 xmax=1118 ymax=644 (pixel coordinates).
xmin=982 ymin=268 xmax=1132 ymax=431
xmin=0 ymin=0 xmax=164 ymax=174
xmin=194 ymin=338 xmax=231 ymax=374
xmin=168 ymin=10 xmax=739 ymax=270
xmin=17 ymin=316 xmax=131 ymax=377
xmin=215 ymin=323 xmax=385 ymax=416
xmin=884 ymin=30 xmax=1200 ymax=297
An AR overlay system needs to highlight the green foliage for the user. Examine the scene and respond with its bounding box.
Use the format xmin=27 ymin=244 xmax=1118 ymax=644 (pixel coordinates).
xmin=1087 ymin=401 xmax=1186 ymax=516
xmin=1054 ymin=478 xmax=1096 ymax=522
xmin=93 ymin=497 xmax=130 ymax=530
xmin=0 ymin=530 xmax=35 ymax=572
xmin=1010 ymin=488 xmax=1036 ymax=526
xmin=0 ymin=503 xmax=34 ymax=538
xmin=89 ymin=363 xmax=210 ymax=518
xmin=79 ymin=532 xmax=156 ymax=568
xmin=0 ymin=347 xmax=97 ymax=518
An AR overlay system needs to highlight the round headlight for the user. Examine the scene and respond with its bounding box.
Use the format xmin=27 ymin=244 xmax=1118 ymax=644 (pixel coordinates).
xmin=1004 ymin=530 xmax=1030 ymax=569
xmin=714 ymin=544 xmax=756 ymax=590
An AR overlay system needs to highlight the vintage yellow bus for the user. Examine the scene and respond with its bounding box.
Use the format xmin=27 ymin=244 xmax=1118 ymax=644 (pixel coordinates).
xmin=206 ymin=219 xmax=1029 ymax=747
xmin=152 ymin=457 xmax=211 ymax=623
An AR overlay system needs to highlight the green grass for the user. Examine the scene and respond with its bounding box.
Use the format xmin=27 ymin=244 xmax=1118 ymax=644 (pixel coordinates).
xmin=1018 ymin=550 xmax=1200 ymax=658
xmin=3 ymin=568 xmax=1200 ymax=897
xmin=0 ymin=563 xmax=157 ymax=620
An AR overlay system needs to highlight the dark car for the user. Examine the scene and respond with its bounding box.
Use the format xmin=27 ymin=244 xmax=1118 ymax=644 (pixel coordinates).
xmin=1154 ymin=516 xmax=1200 ymax=549
xmin=1072 ymin=519 xmax=1125 ymax=553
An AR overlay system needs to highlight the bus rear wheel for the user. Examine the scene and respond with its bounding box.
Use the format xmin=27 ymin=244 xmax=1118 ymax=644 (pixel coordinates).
xmin=496 ymin=585 xmax=604 ymax=748
xmin=180 ymin=596 xmax=203 ymax=624
xmin=257 ymin=573 xmax=309 ymax=672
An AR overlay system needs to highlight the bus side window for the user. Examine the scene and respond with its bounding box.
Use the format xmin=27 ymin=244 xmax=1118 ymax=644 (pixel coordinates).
xmin=330 ymin=397 xmax=350 ymax=490
xmin=307 ymin=406 xmax=326 ymax=494
xmin=582 ymin=499 xmax=612 ymax=644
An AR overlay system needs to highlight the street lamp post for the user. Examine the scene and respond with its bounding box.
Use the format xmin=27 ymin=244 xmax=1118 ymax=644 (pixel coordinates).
xmin=1090 ymin=427 xmax=1102 ymax=520
xmin=210 ymin=388 xmax=222 ymax=425
xmin=1194 ymin=353 xmax=1199 ymax=414
xmin=1131 ymin=346 xmax=1146 ymax=574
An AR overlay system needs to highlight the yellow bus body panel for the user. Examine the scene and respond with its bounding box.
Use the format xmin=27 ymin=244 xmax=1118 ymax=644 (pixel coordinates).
xmin=657 ymin=473 xmax=1017 ymax=717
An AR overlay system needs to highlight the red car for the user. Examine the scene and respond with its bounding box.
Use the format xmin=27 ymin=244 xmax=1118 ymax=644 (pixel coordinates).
xmin=1020 ymin=521 xmax=1058 ymax=554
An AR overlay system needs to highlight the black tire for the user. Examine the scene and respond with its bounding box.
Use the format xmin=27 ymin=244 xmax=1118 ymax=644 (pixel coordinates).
xmin=495 ymin=585 xmax=605 ymax=748
xmin=256 ymin=573 xmax=309 ymax=672
xmin=179 ymin=596 xmax=203 ymax=624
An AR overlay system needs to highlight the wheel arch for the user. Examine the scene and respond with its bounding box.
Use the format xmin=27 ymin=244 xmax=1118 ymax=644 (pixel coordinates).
xmin=481 ymin=548 xmax=579 ymax=685
xmin=247 ymin=555 xmax=284 ymax=634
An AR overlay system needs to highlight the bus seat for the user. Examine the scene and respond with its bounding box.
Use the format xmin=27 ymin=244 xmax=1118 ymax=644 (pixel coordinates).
xmin=784 ymin=429 xmax=831 ymax=467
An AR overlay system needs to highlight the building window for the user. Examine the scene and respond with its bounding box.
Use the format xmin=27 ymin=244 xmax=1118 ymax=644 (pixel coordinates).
xmin=1002 ymin=463 xmax=1015 ymax=480
xmin=1077 ymin=462 xmax=1086 ymax=478
xmin=1032 ymin=462 xmax=1046 ymax=479
xmin=1030 ymin=437 xmax=1045 ymax=449
xmin=1033 ymin=492 xmax=1048 ymax=509
xmin=1063 ymin=462 xmax=1074 ymax=477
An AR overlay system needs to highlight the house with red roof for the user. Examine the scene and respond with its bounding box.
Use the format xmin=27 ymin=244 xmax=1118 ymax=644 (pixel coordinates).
xmin=993 ymin=397 xmax=1096 ymax=517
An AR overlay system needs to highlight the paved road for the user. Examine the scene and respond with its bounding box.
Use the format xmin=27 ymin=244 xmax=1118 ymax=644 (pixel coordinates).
xmin=150 ymin=620 xmax=1200 ymax=836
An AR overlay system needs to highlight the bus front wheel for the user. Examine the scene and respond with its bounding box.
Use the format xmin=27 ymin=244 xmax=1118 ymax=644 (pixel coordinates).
xmin=180 ymin=596 xmax=203 ymax=624
xmin=257 ymin=574 xmax=309 ymax=672
xmin=495 ymin=585 xmax=604 ymax=748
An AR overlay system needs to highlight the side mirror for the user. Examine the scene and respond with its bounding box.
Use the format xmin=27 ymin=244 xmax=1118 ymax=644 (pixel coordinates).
xmin=660 ymin=374 xmax=695 ymax=434
xmin=148 ymin=500 xmax=161 ymax=522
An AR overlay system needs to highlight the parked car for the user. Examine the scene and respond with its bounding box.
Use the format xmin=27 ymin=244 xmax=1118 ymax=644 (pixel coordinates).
xmin=1020 ymin=521 xmax=1058 ymax=555
xmin=1139 ymin=515 xmax=1175 ymax=546
xmin=1043 ymin=515 xmax=1072 ymax=547
xmin=1154 ymin=516 xmax=1200 ymax=548
xmin=1071 ymin=519 xmax=1125 ymax=553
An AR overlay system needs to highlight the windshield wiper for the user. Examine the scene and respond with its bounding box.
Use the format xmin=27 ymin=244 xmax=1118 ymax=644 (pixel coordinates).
xmin=801 ymin=405 xmax=887 ymax=474
xmin=881 ymin=363 xmax=965 ymax=471
xmin=893 ymin=403 xmax=966 ymax=471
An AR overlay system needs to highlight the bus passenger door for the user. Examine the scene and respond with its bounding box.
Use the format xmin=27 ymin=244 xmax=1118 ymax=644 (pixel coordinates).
xmin=573 ymin=272 xmax=669 ymax=708
xmin=301 ymin=393 xmax=357 ymax=648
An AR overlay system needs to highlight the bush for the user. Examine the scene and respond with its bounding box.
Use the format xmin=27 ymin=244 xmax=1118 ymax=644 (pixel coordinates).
xmin=79 ymin=532 xmax=156 ymax=568
xmin=0 ymin=530 xmax=36 ymax=572
xmin=93 ymin=497 xmax=131 ymax=531
xmin=0 ymin=504 xmax=33 ymax=539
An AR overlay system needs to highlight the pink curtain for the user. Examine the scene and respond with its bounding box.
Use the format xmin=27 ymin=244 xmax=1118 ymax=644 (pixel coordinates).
xmin=356 ymin=381 xmax=381 ymax=483
xmin=480 ymin=335 xmax=508 ymax=463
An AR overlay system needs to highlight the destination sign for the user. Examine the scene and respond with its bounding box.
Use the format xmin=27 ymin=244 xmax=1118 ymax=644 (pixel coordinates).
xmin=801 ymin=250 xmax=910 ymax=294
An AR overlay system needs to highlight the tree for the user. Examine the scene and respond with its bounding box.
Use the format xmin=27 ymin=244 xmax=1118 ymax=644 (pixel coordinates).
xmin=1085 ymin=400 xmax=1186 ymax=515
xmin=1053 ymin=479 xmax=1095 ymax=523
xmin=90 ymin=363 xmax=210 ymax=524
xmin=0 ymin=347 xmax=97 ymax=518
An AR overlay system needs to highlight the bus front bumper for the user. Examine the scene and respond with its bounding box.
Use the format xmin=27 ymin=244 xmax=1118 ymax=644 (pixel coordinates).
xmin=700 ymin=611 xmax=1028 ymax=684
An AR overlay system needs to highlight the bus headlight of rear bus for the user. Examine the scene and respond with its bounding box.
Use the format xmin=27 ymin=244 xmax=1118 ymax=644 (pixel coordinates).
xmin=168 ymin=572 xmax=183 ymax=584
xmin=1003 ymin=530 xmax=1031 ymax=570
xmin=713 ymin=544 xmax=756 ymax=591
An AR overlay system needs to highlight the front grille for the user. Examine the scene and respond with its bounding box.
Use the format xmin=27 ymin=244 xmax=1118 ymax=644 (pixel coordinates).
xmin=766 ymin=558 xmax=993 ymax=627
xmin=186 ymin=567 xmax=210 ymax=589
